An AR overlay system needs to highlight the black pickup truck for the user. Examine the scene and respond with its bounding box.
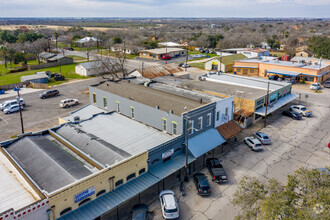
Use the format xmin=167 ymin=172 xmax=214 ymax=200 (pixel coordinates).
xmin=206 ymin=158 xmax=228 ymax=183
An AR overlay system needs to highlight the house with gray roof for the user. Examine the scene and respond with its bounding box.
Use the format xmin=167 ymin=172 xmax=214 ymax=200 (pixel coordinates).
xmin=75 ymin=61 xmax=104 ymax=76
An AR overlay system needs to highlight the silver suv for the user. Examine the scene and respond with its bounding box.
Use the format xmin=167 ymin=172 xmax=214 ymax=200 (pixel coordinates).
xmin=159 ymin=190 xmax=179 ymax=219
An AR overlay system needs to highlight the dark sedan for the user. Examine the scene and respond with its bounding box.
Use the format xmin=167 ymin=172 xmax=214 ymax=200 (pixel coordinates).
xmin=193 ymin=173 xmax=211 ymax=196
xmin=282 ymin=110 xmax=302 ymax=120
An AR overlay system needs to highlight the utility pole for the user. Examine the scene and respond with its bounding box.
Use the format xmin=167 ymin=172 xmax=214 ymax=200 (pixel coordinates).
xmin=185 ymin=45 xmax=188 ymax=72
xmin=317 ymin=59 xmax=322 ymax=91
xmin=264 ymin=81 xmax=270 ymax=127
xmin=165 ymin=43 xmax=168 ymax=64
xmin=184 ymin=115 xmax=189 ymax=182
xmin=16 ymin=87 xmax=24 ymax=134
xmin=142 ymin=62 xmax=144 ymax=75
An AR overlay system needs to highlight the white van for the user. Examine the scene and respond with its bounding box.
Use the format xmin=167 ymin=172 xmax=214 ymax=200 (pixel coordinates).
xmin=0 ymin=98 xmax=25 ymax=111
xmin=310 ymin=83 xmax=321 ymax=90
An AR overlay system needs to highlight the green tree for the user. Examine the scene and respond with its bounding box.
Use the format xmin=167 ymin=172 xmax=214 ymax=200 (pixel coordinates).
xmin=14 ymin=52 xmax=26 ymax=64
xmin=207 ymin=34 xmax=224 ymax=48
xmin=0 ymin=45 xmax=8 ymax=68
xmin=113 ymin=37 xmax=123 ymax=44
xmin=308 ymin=36 xmax=330 ymax=59
xmin=284 ymin=31 xmax=289 ymax=38
xmin=0 ymin=30 xmax=17 ymax=43
xmin=233 ymin=167 xmax=330 ymax=220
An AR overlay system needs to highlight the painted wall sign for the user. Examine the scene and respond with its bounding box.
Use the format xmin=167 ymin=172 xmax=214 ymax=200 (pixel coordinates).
xmin=162 ymin=149 xmax=174 ymax=160
xmin=74 ymin=186 xmax=95 ymax=203
xmin=270 ymin=93 xmax=277 ymax=101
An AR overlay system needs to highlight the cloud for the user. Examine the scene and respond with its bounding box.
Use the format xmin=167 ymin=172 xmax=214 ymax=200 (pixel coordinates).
xmin=1 ymin=0 xmax=330 ymax=17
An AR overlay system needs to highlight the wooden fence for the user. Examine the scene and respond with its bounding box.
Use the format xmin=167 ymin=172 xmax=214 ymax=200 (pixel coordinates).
xmin=30 ymin=82 xmax=48 ymax=89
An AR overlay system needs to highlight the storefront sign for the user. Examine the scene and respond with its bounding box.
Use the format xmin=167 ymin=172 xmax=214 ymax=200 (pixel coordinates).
xmin=162 ymin=149 xmax=174 ymax=160
xmin=74 ymin=186 xmax=95 ymax=203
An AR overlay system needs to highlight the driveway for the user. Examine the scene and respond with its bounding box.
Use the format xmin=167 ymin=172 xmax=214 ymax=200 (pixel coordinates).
xmin=148 ymin=91 xmax=330 ymax=219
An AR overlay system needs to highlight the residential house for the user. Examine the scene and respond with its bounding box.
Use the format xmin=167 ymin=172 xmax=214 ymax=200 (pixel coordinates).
xmin=111 ymin=44 xmax=139 ymax=54
xmin=75 ymin=61 xmax=104 ymax=76
xmin=295 ymin=50 xmax=313 ymax=58
xmin=47 ymin=54 xmax=73 ymax=65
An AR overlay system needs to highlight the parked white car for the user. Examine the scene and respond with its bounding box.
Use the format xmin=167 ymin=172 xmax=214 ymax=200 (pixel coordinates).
xmin=4 ymin=104 xmax=24 ymax=114
xmin=159 ymin=190 xmax=179 ymax=219
xmin=59 ymin=99 xmax=79 ymax=108
xmin=253 ymin=131 xmax=271 ymax=145
xmin=0 ymin=98 xmax=25 ymax=111
xmin=244 ymin=137 xmax=264 ymax=151
xmin=310 ymin=83 xmax=321 ymax=90
xmin=290 ymin=105 xmax=312 ymax=117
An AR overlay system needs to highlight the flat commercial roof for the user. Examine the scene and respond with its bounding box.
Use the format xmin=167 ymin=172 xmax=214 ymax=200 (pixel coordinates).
xmin=204 ymin=74 xmax=289 ymax=91
xmin=3 ymin=135 xmax=93 ymax=193
xmin=55 ymin=112 xmax=174 ymax=167
xmin=140 ymin=47 xmax=185 ymax=55
xmin=21 ymin=73 xmax=48 ymax=81
xmin=236 ymin=58 xmax=329 ymax=69
xmin=182 ymin=79 xmax=266 ymax=100
xmin=0 ymin=151 xmax=40 ymax=213
xmin=62 ymin=104 xmax=107 ymax=122
xmin=93 ymin=80 xmax=207 ymax=115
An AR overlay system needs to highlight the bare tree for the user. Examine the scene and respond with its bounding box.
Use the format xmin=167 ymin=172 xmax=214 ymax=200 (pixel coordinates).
xmin=29 ymin=38 xmax=48 ymax=64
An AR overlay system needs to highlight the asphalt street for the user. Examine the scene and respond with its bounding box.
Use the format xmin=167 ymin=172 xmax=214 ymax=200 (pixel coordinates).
xmin=149 ymin=89 xmax=330 ymax=220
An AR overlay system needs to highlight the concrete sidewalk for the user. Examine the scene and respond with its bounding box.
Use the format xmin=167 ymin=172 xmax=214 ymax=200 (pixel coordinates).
xmin=0 ymin=88 xmax=45 ymax=100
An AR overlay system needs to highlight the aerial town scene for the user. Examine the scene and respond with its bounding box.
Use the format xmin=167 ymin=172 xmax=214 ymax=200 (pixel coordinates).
xmin=0 ymin=1 xmax=329 ymax=220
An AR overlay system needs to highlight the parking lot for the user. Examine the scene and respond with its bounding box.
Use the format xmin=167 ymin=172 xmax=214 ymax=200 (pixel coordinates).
xmin=148 ymin=90 xmax=330 ymax=220
xmin=0 ymin=78 xmax=101 ymax=141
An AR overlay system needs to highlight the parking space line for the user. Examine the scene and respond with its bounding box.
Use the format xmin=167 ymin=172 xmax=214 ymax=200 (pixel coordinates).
xmin=0 ymin=115 xmax=8 ymax=125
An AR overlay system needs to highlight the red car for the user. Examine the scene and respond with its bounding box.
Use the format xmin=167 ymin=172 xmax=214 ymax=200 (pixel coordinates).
xmin=162 ymin=55 xmax=171 ymax=60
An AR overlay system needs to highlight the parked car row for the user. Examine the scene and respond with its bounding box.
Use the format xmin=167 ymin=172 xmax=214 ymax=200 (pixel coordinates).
xmin=244 ymin=131 xmax=272 ymax=151
xmin=178 ymin=63 xmax=190 ymax=68
xmin=282 ymin=105 xmax=312 ymax=120
xmin=0 ymin=98 xmax=25 ymax=114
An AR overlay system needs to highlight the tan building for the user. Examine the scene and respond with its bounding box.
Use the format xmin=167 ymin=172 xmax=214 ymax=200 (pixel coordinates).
xmin=295 ymin=50 xmax=313 ymax=58
xmin=139 ymin=48 xmax=186 ymax=60
xmin=233 ymin=58 xmax=330 ymax=83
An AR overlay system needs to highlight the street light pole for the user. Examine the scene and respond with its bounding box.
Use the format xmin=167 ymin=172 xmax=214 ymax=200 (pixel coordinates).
xmin=16 ymin=87 xmax=24 ymax=134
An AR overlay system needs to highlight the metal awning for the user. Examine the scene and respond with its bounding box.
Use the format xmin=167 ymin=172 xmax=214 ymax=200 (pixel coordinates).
xmin=267 ymin=69 xmax=302 ymax=77
xmin=255 ymin=93 xmax=298 ymax=116
xmin=149 ymin=153 xmax=195 ymax=180
xmin=58 ymin=153 xmax=194 ymax=220
xmin=188 ymin=129 xmax=226 ymax=158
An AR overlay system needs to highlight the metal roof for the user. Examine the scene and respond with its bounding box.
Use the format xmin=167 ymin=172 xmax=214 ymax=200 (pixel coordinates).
xmin=79 ymin=61 xmax=103 ymax=70
xmin=267 ymin=69 xmax=302 ymax=77
xmin=0 ymin=151 xmax=40 ymax=213
xmin=56 ymin=112 xmax=174 ymax=167
xmin=158 ymin=42 xmax=182 ymax=47
xmin=4 ymin=135 xmax=93 ymax=193
xmin=132 ymin=63 xmax=184 ymax=79
xmin=140 ymin=47 xmax=185 ymax=55
xmin=47 ymin=54 xmax=72 ymax=61
xmin=188 ymin=129 xmax=226 ymax=158
xmin=93 ymin=80 xmax=206 ymax=115
xmin=21 ymin=73 xmax=48 ymax=82
xmin=63 ymin=104 xmax=107 ymax=122
xmin=255 ymin=93 xmax=298 ymax=116
xmin=58 ymin=153 xmax=195 ymax=220
xmin=40 ymin=52 xmax=56 ymax=59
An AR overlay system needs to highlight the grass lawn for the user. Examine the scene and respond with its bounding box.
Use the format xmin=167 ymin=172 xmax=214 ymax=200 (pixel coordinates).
xmin=190 ymin=62 xmax=206 ymax=70
xmin=0 ymin=63 xmax=20 ymax=74
xmin=0 ymin=63 xmax=92 ymax=86
xmin=27 ymin=60 xmax=40 ymax=65
xmin=270 ymin=51 xmax=286 ymax=57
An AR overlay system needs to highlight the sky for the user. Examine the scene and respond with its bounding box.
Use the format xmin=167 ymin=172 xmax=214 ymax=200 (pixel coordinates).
xmin=1 ymin=0 xmax=330 ymax=18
